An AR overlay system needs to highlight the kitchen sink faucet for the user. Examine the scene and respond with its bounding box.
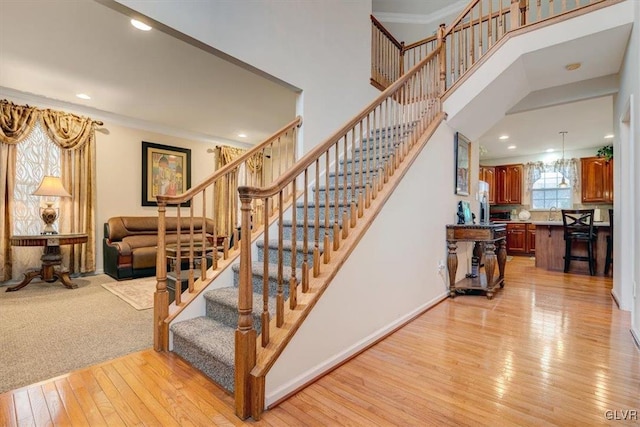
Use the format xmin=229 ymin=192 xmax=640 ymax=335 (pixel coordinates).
xmin=548 ymin=206 xmax=558 ymax=221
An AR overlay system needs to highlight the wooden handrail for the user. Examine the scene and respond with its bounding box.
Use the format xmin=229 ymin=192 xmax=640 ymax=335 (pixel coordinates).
xmin=443 ymin=0 xmax=482 ymax=37
xmin=403 ymin=34 xmax=437 ymax=51
xmin=239 ymin=48 xmax=440 ymax=200
xmin=157 ymin=116 xmax=302 ymax=205
xmin=370 ymin=14 xmax=403 ymax=49
xmin=153 ymin=115 xmax=302 ymax=352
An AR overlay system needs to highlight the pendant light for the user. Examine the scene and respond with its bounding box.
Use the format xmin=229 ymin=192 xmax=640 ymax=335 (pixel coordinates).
xmin=558 ymin=131 xmax=569 ymax=188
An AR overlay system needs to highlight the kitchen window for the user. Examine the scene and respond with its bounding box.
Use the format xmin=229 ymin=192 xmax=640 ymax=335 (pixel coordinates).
xmin=531 ymin=172 xmax=572 ymax=209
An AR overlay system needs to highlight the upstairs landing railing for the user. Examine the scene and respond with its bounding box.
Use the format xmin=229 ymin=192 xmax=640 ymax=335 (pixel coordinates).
xmin=153 ymin=116 xmax=301 ymax=351
xmin=235 ymin=42 xmax=444 ymax=419
xmin=371 ymin=0 xmax=611 ymax=93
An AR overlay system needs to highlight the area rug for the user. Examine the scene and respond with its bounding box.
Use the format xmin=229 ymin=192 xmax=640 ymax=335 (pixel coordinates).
xmin=101 ymin=277 xmax=157 ymax=310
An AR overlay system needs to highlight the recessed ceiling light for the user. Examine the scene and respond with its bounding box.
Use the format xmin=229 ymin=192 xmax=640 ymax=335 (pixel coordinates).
xmin=604 ymin=134 xmax=614 ymax=139
xmin=507 ymin=145 xmax=516 ymax=150
xmin=546 ymin=148 xmax=554 ymax=153
xmin=237 ymin=133 xmax=247 ymax=138
xmin=499 ymin=135 xmax=509 ymax=140
xmin=76 ymin=93 xmax=91 ymax=100
xmin=565 ymin=62 xmax=581 ymax=71
xmin=131 ymin=19 xmax=152 ymax=31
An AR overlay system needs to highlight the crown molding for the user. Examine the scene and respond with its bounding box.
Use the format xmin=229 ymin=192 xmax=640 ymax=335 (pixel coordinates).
xmin=374 ymin=1 xmax=467 ymax=25
xmin=0 ymin=86 xmax=253 ymax=149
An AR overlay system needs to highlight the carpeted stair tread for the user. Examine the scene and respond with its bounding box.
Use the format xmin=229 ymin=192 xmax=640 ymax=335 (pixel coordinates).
xmin=256 ymin=239 xmax=320 ymax=253
xmin=203 ymin=286 xmax=276 ymax=333
xmin=232 ymin=262 xmax=302 ymax=282
xmin=171 ymin=316 xmax=235 ymax=392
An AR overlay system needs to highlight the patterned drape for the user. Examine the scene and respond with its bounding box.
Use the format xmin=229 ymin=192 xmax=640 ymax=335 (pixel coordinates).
xmin=0 ymin=99 xmax=99 ymax=281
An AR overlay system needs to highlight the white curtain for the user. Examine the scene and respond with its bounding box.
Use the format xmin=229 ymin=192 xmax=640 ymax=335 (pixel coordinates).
xmin=11 ymin=122 xmax=62 ymax=280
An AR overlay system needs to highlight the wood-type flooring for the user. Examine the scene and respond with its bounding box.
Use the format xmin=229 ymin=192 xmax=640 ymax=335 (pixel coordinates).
xmin=2 ymin=257 xmax=639 ymax=426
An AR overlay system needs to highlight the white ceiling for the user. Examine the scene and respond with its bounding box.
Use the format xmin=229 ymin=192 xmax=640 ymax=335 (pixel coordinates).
xmin=0 ymin=0 xmax=298 ymax=146
xmin=0 ymin=0 xmax=630 ymax=158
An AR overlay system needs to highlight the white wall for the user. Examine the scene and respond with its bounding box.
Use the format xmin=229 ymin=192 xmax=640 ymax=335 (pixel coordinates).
xmin=265 ymin=121 xmax=477 ymax=404
xmin=614 ymin=1 xmax=639 ymax=328
xmin=114 ymin=0 xmax=379 ymax=157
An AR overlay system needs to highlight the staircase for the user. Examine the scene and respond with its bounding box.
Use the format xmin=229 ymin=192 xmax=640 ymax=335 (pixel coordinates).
xmin=170 ymin=125 xmax=411 ymax=393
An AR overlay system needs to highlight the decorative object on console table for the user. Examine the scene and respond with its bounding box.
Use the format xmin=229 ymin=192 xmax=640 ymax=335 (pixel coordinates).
xmin=596 ymin=144 xmax=613 ymax=161
xmin=454 ymin=132 xmax=470 ymax=196
xmin=32 ymin=176 xmax=71 ymax=234
xmin=141 ymin=141 xmax=191 ymax=207
xmin=446 ymin=224 xmax=507 ymax=300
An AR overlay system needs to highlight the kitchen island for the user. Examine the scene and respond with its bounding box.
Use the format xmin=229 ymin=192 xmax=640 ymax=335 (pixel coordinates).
xmin=533 ymin=220 xmax=611 ymax=276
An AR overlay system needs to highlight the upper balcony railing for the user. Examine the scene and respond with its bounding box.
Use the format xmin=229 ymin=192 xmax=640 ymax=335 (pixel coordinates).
xmin=371 ymin=0 xmax=610 ymax=94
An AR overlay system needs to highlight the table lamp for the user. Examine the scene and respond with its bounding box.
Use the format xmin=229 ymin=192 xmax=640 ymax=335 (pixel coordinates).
xmin=33 ymin=176 xmax=71 ymax=234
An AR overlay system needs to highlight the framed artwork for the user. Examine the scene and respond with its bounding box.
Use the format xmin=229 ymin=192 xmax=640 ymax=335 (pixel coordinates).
xmin=142 ymin=141 xmax=191 ymax=207
xmin=454 ymin=132 xmax=471 ymax=196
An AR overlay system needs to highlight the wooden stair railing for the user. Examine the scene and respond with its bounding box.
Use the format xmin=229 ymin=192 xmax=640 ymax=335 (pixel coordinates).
xmin=235 ymin=38 xmax=444 ymax=419
xmin=372 ymin=0 xmax=612 ymax=93
xmin=152 ymin=116 xmax=302 ymax=352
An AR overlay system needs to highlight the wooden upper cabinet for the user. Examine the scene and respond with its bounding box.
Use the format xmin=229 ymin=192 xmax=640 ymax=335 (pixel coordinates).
xmin=495 ymin=164 xmax=523 ymax=204
xmin=479 ymin=166 xmax=495 ymax=204
xmin=581 ymin=157 xmax=613 ymax=203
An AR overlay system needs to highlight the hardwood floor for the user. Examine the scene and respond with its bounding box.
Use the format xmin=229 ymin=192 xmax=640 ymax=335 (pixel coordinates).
xmin=2 ymin=257 xmax=638 ymax=426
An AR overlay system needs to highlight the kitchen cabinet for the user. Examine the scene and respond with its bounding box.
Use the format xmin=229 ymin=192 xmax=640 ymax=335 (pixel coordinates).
xmin=581 ymin=157 xmax=613 ymax=203
xmin=507 ymin=222 xmax=534 ymax=255
xmin=479 ymin=166 xmax=496 ymax=204
xmin=495 ymin=164 xmax=523 ymax=204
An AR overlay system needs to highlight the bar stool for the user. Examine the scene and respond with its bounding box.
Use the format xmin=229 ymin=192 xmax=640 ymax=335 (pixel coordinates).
xmin=562 ymin=209 xmax=596 ymax=276
xmin=604 ymin=209 xmax=613 ymax=275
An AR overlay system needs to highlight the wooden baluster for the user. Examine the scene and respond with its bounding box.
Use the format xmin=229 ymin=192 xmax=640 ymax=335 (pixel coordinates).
xmin=438 ymin=23 xmax=446 ymax=95
xmin=175 ymin=209 xmax=182 ymax=306
xmin=212 ymin=181 xmax=218 ymax=270
xmin=488 ymin=0 xmax=493 ymax=48
xmin=235 ymin=191 xmax=256 ymax=420
xmin=358 ymin=121 xmax=364 ymax=218
xmin=364 ymin=114 xmax=371 ymax=210
xmin=302 ymin=171 xmax=309 ymax=292
xmin=342 ymin=135 xmax=349 ymax=240
xmin=333 ymin=142 xmax=340 ymax=251
xmin=313 ymin=158 xmax=321 ymax=277
xmin=289 ymin=179 xmax=297 ymax=309
xmin=201 ymin=191 xmax=208 ymax=280
xmin=323 ymin=153 xmax=330 ymax=264
xmin=549 ymin=0 xmax=555 ymax=17
xmin=188 ymin=206 xmax=195 ymax=294
xmin=277 ymin=191 xmax=284 ymax=326
xmin=537 ymin=0 xmax=542 ymax=20
xmin=350 ymin=129 xmax=357 ymax=228
xmin=261 ymin=196 xmax=270 ymax=348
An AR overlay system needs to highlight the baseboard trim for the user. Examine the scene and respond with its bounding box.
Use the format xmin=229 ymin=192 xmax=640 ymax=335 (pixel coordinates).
xmin=610 ymin=289 xmax=621 ymax=308
xmin=265 ymin=291 xmax=449 ymax=407
xmin=631 ymin=328 xmax=640 ymax=350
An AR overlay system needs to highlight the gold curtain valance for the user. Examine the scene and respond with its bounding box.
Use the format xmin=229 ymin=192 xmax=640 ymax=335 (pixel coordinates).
xmin=0 ymin=99 xmax=102 ymax=149
xmin=218 ymin=145 xmax=263 ymax=173
xmin=0 ymin=100 xmax=39 ymax=144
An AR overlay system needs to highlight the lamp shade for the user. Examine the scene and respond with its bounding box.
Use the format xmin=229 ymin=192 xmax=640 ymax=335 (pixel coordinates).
xmin=33 ymin=176 xmax=71 ymax=198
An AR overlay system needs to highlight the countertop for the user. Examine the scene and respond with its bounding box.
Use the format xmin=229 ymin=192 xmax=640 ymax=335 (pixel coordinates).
xmin=531 ymin=220 xmax=610 ymax=226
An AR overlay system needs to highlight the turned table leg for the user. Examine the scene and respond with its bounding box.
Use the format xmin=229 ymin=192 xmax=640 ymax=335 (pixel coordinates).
xmin=447 ymin=241 xmax=458 ymax=297
xmin=484 ymin=242 xmax=497 ymax=300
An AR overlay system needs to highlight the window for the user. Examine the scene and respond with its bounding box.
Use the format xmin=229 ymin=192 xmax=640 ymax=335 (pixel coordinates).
xmin=531 ymin=171 xmax=572 ymax=209
xmin=13 ymin=121 xmax=62 ymax=235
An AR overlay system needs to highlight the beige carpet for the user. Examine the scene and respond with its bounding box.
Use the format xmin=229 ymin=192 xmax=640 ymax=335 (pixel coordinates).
xmin=101 ymin=277 xmax=157 ymax=310
xmin=0 ymin=274 xmax=153 ymax=394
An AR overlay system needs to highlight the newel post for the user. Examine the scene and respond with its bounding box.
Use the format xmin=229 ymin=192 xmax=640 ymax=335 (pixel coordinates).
xmin=510 ymin=0 xmax=521 ymax=29
xmin=437 ymin=23 xmax=446 ymax=94
xmin=154 ymin=203 xmax=169 ymax=351
xmin=235 ymin=190 xmax=257 ymax=419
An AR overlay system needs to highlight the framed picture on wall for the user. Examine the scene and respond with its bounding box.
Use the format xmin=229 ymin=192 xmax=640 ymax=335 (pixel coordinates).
xmin=454 ymin=132 xmax=471 ymax=196
xmin=142 ymin=141 xmax=191 ymax=207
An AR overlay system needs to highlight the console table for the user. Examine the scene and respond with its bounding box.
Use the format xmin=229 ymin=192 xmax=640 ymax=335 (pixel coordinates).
xmin=7 ymin=233 xmax=88 ymax=292
xmin=446 ymin=224 xmax=507 ymax=299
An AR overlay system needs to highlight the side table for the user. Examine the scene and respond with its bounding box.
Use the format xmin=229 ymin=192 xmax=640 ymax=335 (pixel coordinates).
xmin=445 ymin=224 xmax=507 ymax=299
xmin=7 ymin=233 xmax=88 ymax=292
